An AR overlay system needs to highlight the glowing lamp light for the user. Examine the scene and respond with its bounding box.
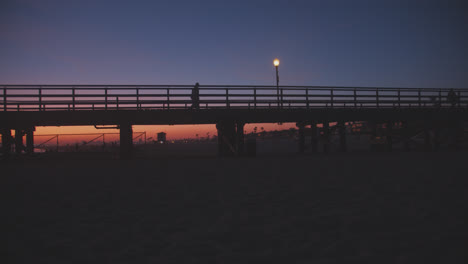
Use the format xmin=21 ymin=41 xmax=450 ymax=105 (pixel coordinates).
xmin=273 ymin=59 xmax=280 ymax=67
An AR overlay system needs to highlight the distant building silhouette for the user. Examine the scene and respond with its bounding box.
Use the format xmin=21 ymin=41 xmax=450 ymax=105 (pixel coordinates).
xmin=157 ymin=132 xmax=167 ymax=143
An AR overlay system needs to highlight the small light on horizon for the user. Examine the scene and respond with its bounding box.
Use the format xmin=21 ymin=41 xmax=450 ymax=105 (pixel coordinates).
xmin=273 ymin=58 xmax=280 ymax=67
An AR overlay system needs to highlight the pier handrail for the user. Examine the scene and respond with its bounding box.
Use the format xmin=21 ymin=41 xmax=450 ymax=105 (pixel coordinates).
xmin=1 ymin=85 xmax=467 ymax=111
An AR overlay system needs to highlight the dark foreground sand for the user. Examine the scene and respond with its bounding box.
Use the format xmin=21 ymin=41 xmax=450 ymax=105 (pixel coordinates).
xmin=4 ymin=152 xmax=468 ymax=263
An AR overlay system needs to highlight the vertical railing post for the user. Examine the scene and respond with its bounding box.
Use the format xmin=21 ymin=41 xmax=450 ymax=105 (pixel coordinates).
xmin=226 ymin=88 xmax=229 ymax=109
xmin=281 ymin=88 xmax=283 ymax=109
xmin=457 ymin=90 xmax=461 ymax=108
xmin=376 ymin=89 xmax=379 ymax=108
xmin=39 ymin=87 xmax=42 ymax=111
xmin=254 ymin=88 xmax=257 ymax=109
xmin=439 ymin=90 xmax=442 ymax=107
xmin=3 ymin=87 xmax=6 ymax=111
xmin=330 ymin=89 xmax=334 ymax=108
xmin=306 ymin=89 xmax=309 ymax=109
xmin=105 ymin=87 xmax=108 ymax=110
xmin=136 ymin=88 xmax=140 ymax=110
xmin=398 ymin=89 xmax=401 ymax=108
xmin=418 ymin=89 xmax=421 ymax=108
xmin=353 ymin=89 xmax=357 ymax=108
xmin=117 ymin=96 xmax=119 ymax=110
xmin=72 ymin=87 xmax=76 ymax=110
xmin=167 ymin=88 xmax=170 ymax=109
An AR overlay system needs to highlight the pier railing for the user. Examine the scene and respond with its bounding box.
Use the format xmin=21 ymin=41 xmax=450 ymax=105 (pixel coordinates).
xmin=1 ymin=85 xmax=467 ymax=111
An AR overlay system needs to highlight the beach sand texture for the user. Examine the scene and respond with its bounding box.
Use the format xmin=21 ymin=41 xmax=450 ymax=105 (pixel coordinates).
xmin=5 ymin=152 xmax=468 ymax=263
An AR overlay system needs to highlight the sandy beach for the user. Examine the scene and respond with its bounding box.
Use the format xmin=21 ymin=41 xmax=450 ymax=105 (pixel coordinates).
xmin=5 ymin=151 xmax=468 ymax=263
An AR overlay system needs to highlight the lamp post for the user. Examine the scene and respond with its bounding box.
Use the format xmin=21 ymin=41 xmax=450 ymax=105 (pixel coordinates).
xmin=273 ymin=58 xmax=280 ymax=107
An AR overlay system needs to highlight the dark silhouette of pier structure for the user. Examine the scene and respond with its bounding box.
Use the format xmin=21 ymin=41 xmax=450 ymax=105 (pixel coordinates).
xmin=1 ymin=85 xmax=467 ymax=158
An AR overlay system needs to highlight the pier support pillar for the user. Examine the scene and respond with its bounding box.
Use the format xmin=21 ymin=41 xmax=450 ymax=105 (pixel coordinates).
xmin=402 ymin=121 xmax=410 ymax=152
xmin=338 ymin=121 xmax=347 ymax=152
xmin=217 ymin=125 xmax=223 ymax=156
xmin=236 ymin=122 xmax=245 ymax=156
xmin=310 ymin=122 xmax=318 ymax=152
xmin=386 ymin=121 xmax=393 ymax=152
xmin=323 ymin=121 xmax=330 ymax=153
xmin=25 ymin=127 xmax=35 ymax=155
xmin=369 ymin=121 xmax=377 ymax=152
xmin=297 ymin=122 xmax=305 ymax=153
xmin=120 ymin=123 xmax=133 ymax=159
xmin=216 ymin=121 xmax=237 ymax=157
xmin=1 ymin=129 xmax=12 ymax=158
xmin=15 ymin=129 xmax=24 ymax=154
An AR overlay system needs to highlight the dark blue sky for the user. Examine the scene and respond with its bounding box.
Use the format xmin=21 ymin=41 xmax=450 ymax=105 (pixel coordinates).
xmin=1 ymin=0 xmax=467 ymax=87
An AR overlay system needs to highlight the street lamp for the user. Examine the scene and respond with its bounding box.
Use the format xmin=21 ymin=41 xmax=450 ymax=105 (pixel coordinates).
xmin=273 ymin=58 xmax=280 ymax=107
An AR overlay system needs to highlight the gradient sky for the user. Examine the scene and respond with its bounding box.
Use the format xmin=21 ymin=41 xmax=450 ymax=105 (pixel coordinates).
xmin=1 ymin=0 xmax=467 ymax=139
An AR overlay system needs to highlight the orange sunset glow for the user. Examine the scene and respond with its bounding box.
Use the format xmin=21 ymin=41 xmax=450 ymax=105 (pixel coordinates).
xmin=34 ymin=123 xmax=297 ymax=143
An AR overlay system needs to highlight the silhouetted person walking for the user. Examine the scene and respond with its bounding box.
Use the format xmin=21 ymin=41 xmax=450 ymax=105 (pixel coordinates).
xmin=191 ymin=82 xmax=200 ymax=109
xmin=447 ymin=89 xmax=458 ymax=108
